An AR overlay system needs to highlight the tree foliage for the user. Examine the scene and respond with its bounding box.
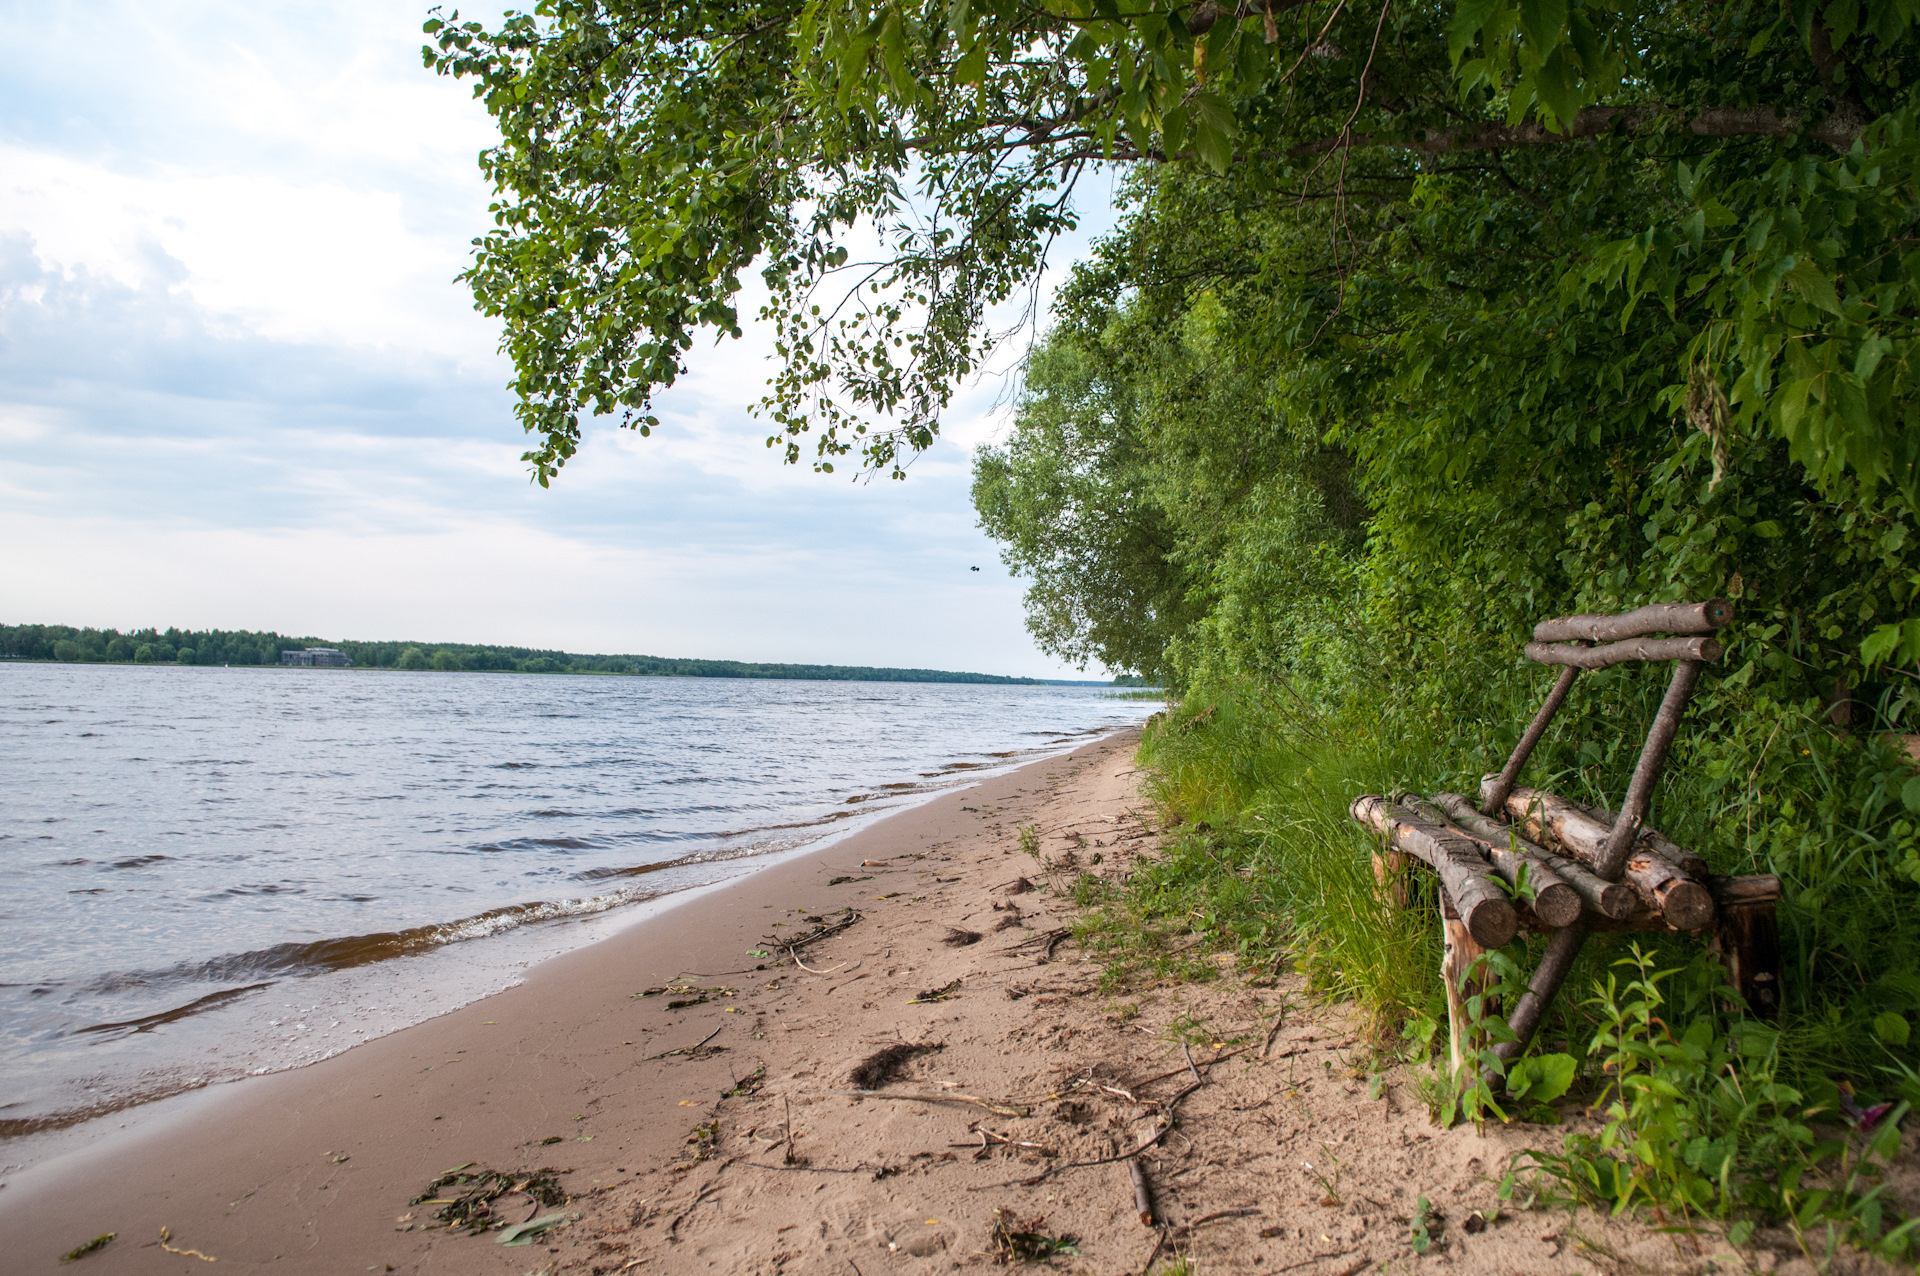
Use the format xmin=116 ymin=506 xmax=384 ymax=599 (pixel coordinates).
xmin=429 ymin=0 xmax=1918 ymax=669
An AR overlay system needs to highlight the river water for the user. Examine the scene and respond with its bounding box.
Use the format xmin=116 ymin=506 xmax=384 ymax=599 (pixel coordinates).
xmin=0 ymin=664 xmax=1156 ymax=1139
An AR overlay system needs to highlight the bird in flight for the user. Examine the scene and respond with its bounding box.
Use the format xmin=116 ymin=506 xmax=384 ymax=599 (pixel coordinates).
xmin=970 ymin=566 xmax=980 ymax=572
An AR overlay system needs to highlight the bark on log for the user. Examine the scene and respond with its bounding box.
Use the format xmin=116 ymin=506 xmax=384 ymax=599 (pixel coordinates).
xmin=1491 ymin=786 xmax=1716 ymax=931
xmin=1525 ymin=635 xmax=1724 ymax=669
xmin=1431 ymin=793 xmax=1632 ymax=922
xmin=1574 ymin=800 xmax=1711 ymax=877
xmin=1350 ymin=795 xmax=1517 ymax=948
xmin=1709 ymin=874 xmax=1783 ymax=906
xmin=1371 ymin=849 xmax=1411 ymax=911
xmin=1401 ymin=795 xmax=1582 ymax=928
xmin=1596 ymin=660 xmax=1704 ymax=880
xmin=1481 ymin=664 xmax=1579 ymax=818
xmin=1533 ymin=599 xmax=1734 ymax=644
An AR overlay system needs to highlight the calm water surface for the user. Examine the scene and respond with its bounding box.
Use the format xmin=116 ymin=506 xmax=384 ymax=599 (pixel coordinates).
xmin=0 ymin=664 xmax=1156 ymax=1137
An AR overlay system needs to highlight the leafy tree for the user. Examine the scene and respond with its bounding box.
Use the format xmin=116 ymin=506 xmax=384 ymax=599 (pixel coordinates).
xmin=427 ymin=0 xmax=1917 ymax=670
xmin=396 ymin=646 xmax=430 ymax=671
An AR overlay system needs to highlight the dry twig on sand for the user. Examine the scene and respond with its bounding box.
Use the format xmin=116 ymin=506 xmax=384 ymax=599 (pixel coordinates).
xmin=649 ymin=1025 xmax=723 ymax=1060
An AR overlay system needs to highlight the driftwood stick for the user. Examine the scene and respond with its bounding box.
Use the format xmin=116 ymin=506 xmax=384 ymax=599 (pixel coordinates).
xmin=1483 ymin=664 xmax=1579 ymax=818
xmin=1350 ymin=796 xmax=1516 ymax=947
xmin=1526 ymin=635 xmax=1724 ymax=669
xmin=1433 ymin=793 xmax=1635 ymax=921
xmin=1595 ymin=659 xmax=1705 ymax=882
xmin=1401 ymin=795 xmax=1581 ymax=928
xmin=1493 ymin=786 xmax=1715 ymax=931
xmin=1533 ymin=599 xmax=1733 ymax=644
xmin=1128 ymin=1156 xmax=1155 ymax=1226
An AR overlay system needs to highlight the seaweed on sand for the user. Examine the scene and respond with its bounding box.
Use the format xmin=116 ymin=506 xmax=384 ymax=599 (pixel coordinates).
xmin=848 ymin=1042 xmax=941 ymax=1089
xmin=411 ymin=1164 xmax=569 ymax=1233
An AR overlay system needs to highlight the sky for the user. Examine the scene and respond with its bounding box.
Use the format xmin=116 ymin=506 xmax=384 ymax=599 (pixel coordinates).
xmin=0 ymin=1 xmax=1123 ymax=678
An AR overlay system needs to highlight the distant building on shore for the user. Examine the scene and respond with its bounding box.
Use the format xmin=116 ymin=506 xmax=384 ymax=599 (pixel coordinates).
xmin=281 ymin=647 xmax=352 ymax=668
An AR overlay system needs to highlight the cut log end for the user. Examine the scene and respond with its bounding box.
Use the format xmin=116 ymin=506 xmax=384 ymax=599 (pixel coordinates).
xmin=1462 ymin=896 xmax=1518 ymax=949
xmin=1656 ymin=880 xmax=1716 ymax=932
xmin=1530 ymin=882 xmax=1583 ymax=929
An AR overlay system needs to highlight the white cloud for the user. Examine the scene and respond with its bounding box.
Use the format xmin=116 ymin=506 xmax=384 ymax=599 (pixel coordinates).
xmin=0 ymin=0 xmax=1123 ymax=678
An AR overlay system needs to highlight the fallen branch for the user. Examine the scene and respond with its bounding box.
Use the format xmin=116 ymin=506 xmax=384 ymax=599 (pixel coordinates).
xmin=766 ymin=909 xmax=863 ymax=966
xmin=1262 ymin=1010 xmax=1288 ymax=1059
xmin=1128 ymin=1155 xmax=1155 ymax=1226
xmin=816 ymin=1090 xmax=1031 ymax=1118
xmin=1179 ymin=1207 xmax=1264 ymax=1232
xmin=649 ymin=1026 xmax=723 ymax=1060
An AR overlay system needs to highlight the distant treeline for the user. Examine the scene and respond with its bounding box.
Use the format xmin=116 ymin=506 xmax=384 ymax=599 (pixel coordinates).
xmin=0 ymin=623 xmax=1055 ymax=684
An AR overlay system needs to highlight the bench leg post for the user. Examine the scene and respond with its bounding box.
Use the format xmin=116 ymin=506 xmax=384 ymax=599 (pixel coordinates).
xmin=1440 ymin=906 xmax=1491 ymax=1078
xmin=1711 ymin=902 xmax=1782 ymax=1020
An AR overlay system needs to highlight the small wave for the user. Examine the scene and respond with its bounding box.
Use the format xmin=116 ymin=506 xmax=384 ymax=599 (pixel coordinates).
xmin=74 ymin=982 xmax=275 ymax=1038
xmin=473 ymin=836 xmax=603 ymax=852
xmin=109 ymin=855 xmax=171 ymax=869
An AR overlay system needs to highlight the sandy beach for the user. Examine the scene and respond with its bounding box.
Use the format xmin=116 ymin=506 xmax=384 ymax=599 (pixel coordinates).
xmin=2 ymin=731 xmax=1762 ymax=1273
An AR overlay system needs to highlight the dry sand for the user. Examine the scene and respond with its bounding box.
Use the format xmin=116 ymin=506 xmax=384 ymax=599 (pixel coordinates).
xmin=0 ymin=731 xmax=1848 ymax=1274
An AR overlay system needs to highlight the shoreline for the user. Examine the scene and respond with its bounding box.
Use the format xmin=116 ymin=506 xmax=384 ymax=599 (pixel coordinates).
xmin=0 ymin=730 xmax=1145 ymax=1271
xmin=2 ymin=666 xmax=1153 ymax=1152
xmin=2 ymin=728 xmax=1744 ymax=1275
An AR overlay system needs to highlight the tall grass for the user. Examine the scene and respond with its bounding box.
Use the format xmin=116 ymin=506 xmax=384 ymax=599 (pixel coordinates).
xmin=1108 ymin=669 xmax=1920 ymax=1086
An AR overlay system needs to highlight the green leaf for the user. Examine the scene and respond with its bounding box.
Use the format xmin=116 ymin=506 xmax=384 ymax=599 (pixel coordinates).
xmin=1728 ymin=1220 xmax=1755 ymax=1245
xmin=954 ymin=37 xmax=988 ymax=84
xmin=1874 ymin=1012 xmax=1911 ymax=1047
xmin=1532 ymin=45 xmax=1582 ymax=126
xmin=497 ymin=1214 xmax=568 ymax=1246
xmin=1903 ymin=775 xmax=1920 ymax=815
xmin=1510 ymin=1052 xmax=1579 ymax=1103
xmin=1784 ymin=259 xmax=1844 ymax=316
xmin=1519 ymin=0 xmax=1568 ymax=51
xmin=1449 ymin=0 xmax=1504 ymax=63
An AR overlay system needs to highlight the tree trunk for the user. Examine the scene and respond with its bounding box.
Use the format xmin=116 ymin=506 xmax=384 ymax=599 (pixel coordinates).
xmin=1709 ymin=878 xmax=1783 ymax=1020
xmin=1440 ymin=907 xmax=1494 ymax=1079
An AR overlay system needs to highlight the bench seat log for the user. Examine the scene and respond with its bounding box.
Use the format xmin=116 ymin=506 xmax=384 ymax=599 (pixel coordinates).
xmin=1350 ymin=795 xmax=1517 ymax=948
xmin=1432 ymin=793 xmax=1635 ymax=921
xmin=1487 ymin=784 xmax=1717 ymax=931
xmin=1533 ymin=599 xmax=1733 ymax=644
xmin=1399 ymin=795 xmax=1584 ymax=928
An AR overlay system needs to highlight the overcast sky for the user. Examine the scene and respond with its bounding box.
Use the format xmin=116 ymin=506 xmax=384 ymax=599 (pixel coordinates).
xmin=0 ymin=1 xmax=1122 ymax=677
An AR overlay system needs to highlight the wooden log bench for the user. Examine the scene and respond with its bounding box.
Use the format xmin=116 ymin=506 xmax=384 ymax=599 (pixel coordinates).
xmin=1349 ymin=599 xmax=1783 ymax=1080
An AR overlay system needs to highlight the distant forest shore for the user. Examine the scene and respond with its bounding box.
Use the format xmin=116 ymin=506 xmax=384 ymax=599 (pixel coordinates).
xmin=0 ymin=623 xmax=1141 ymax=686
